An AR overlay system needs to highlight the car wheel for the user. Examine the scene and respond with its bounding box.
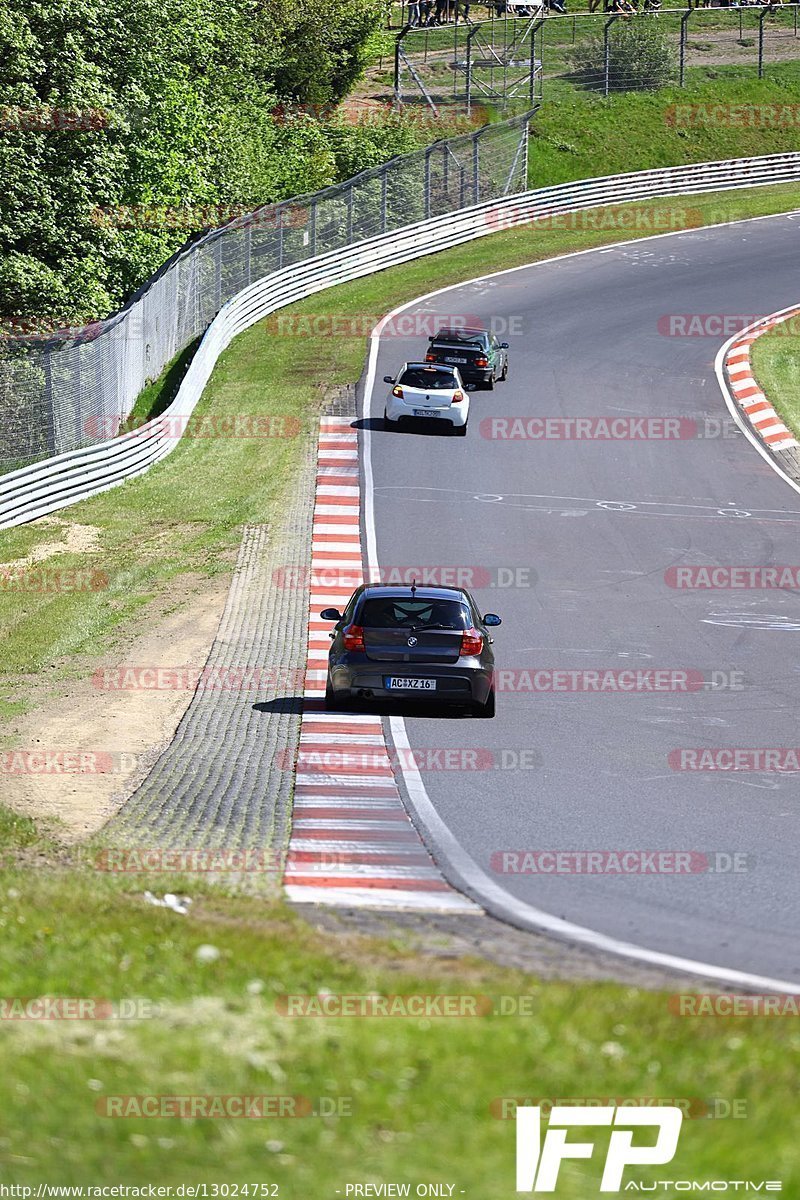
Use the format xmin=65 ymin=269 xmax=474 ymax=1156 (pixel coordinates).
xmin=453 ymin=421 xmax=468 ymax=437
xmin=473 ymin=688 xmax=495 ymax=718
xmin=500 ymin=359 xmax=508 ymax=381
xmin=485 ymin=374 xmax=495 ymax=391
xmin=383 ymin=408 xmax=395 ymax=429
xmin=324 ymin=680 xmax=335 ymax=709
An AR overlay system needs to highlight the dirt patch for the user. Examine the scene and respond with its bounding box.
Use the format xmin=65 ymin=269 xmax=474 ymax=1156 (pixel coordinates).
xmin=0 ymin=516 xmax=102 ymax=571
xmin=0 ymin=574 xmax=229 ymax=841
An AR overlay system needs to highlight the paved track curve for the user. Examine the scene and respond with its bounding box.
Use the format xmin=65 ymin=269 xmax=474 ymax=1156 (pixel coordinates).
xmin=365 ymin=213 xmax=800 ymax=982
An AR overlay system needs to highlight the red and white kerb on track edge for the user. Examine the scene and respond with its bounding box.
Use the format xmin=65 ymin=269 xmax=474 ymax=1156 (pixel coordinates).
xmin=725 ymin=314 xmax=799 ymax=452
xmin=283 ymin=415 xmax=479 ymax=912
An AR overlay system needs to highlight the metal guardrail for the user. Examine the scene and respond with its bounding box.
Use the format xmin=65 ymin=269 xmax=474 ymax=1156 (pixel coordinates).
xmin=2 ymin=151 xmax=799 ymax=530
xmin=0 ymin=114 xmax=531 ymax=470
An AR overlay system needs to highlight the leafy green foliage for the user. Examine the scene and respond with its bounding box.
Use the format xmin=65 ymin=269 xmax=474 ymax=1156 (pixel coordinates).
xmin=569 ymin=20 xmax=677 ymax=92
xmin=0 ymin=0 xmax=395 ymax=326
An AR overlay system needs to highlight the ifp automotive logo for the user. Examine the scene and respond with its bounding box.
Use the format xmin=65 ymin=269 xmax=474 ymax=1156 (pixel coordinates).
xmin=516 ymin=1105 xmax=683 ymax=1192
xmin=514 ymin=1105 xmax=783 ymax=1192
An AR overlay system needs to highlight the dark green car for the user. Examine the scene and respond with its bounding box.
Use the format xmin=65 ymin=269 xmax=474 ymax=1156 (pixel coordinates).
xmin=425 ymin=327 xmax=509 ymax=390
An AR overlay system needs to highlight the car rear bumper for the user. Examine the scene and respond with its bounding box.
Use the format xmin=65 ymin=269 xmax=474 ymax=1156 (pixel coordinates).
xmin=385 ymin=397 xmax=468 ymax=428
xmin=329 ymin=661 xmax=492 ymax=704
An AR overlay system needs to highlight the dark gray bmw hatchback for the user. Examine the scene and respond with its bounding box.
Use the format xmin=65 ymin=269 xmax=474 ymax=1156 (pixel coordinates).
xmin=320 ymin=584 xmax=501 ymax=717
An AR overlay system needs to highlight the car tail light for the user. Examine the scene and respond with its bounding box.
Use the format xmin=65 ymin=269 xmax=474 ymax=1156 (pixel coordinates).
xmin=392 ymin=386 xmax=403 ymax=398
xmin=475 ymin=356 xmax=488 ymax=368
xmin=343 ymin=624 xmax=365 ymax=651
xmin=451 ymin=391 xmax=465 ymax=404
xmin=425 ymin=353 xmax=436 ymax=362
xmin=460 ymin=628 xmax=483 ymax=656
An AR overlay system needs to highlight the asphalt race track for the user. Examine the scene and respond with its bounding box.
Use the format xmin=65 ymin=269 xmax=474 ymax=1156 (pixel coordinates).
xmin=364 ymin=212 xmax=800 ymax=983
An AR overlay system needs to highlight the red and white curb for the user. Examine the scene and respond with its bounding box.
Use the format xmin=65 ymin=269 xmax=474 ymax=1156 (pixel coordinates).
xmin=283 ymin=415 xmax=479 ymax=912
xmin=725 ymin=312 xmax=800 ymax=453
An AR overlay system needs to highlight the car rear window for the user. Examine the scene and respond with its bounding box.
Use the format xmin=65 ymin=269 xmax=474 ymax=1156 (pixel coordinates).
xmin=399 ymin=368 xmax=457 ymax=390
xmin=431 ymin=330 xmax=489 ymax=350
xmin=358 ymin=597 xmax=471 ymax=630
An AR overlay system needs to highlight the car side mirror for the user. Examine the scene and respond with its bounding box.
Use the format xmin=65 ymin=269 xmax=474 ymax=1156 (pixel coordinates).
xmin=500 ymin=342 xmax=509 ymax=349
xmin=383 ymin=375 xmax=394 ymax=384
xmin=483 ymin=613 xmax=502 ymax=627
xmin=320 ymin=608 xmax=342 ymax=621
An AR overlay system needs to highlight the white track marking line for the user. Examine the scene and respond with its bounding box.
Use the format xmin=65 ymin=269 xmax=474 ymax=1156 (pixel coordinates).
xmin=362 ymin=220 xmax=800 ymax=989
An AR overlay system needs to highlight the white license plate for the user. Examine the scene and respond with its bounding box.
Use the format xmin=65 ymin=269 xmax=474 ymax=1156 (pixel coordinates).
xmin=413 ymin=408 xmax=440 ymax=417
xmin=386 ymin=677 xmax=437 ymax=691
xmin=444 ymin=356 xmax=467 ymax=363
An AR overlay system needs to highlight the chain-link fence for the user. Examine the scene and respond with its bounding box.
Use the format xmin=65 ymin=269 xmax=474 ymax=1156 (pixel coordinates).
xmin=395 ymin=6 xmax=800 ymax=108
xmin=0 ymin=111 xmax=533 ymax=472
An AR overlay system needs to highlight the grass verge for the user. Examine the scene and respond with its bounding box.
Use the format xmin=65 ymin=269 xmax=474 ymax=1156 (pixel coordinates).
xmin=750 ymin=316 xmax=800 ymax=441
xmin=529 ymin=68 xmax=800 ymax=186
xmin=0 ymin=820 xmax=797 ymax=1186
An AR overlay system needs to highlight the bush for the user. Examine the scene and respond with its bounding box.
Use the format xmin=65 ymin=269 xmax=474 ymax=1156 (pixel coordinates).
xmin=568 ymin=19 xmax=677 ymax=92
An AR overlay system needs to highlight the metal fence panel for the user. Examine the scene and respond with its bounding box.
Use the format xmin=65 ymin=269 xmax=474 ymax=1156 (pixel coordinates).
xmin=0 ymin=111 xmax=532 ymax=471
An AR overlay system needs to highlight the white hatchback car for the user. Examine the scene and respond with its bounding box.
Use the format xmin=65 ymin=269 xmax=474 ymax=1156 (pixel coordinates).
xmin=383 ymin=363 xmax=470 ymax=436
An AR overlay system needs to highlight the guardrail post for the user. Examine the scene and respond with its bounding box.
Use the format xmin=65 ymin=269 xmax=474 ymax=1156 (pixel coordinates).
xmin=758 ymin=7 xmax=767 ymax=78
xmin=309 ymin=200 xmax=317 ymax=257
xmin=679 ymin=8 xmax=691 ymax=89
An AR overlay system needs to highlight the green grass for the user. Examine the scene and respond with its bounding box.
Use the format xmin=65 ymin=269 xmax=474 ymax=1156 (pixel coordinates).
xmin=528 ymin=69 xmax=800 ymax=186
xmin=122 ymin=336 xmax=204 ymax=432
xmin=0 ymin=839 xmax=798 ymax=1187
xmin=1 ymin=180 xmax=799 ymax=708
xmin=750 ymin=318 xmax=800 ymax=439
